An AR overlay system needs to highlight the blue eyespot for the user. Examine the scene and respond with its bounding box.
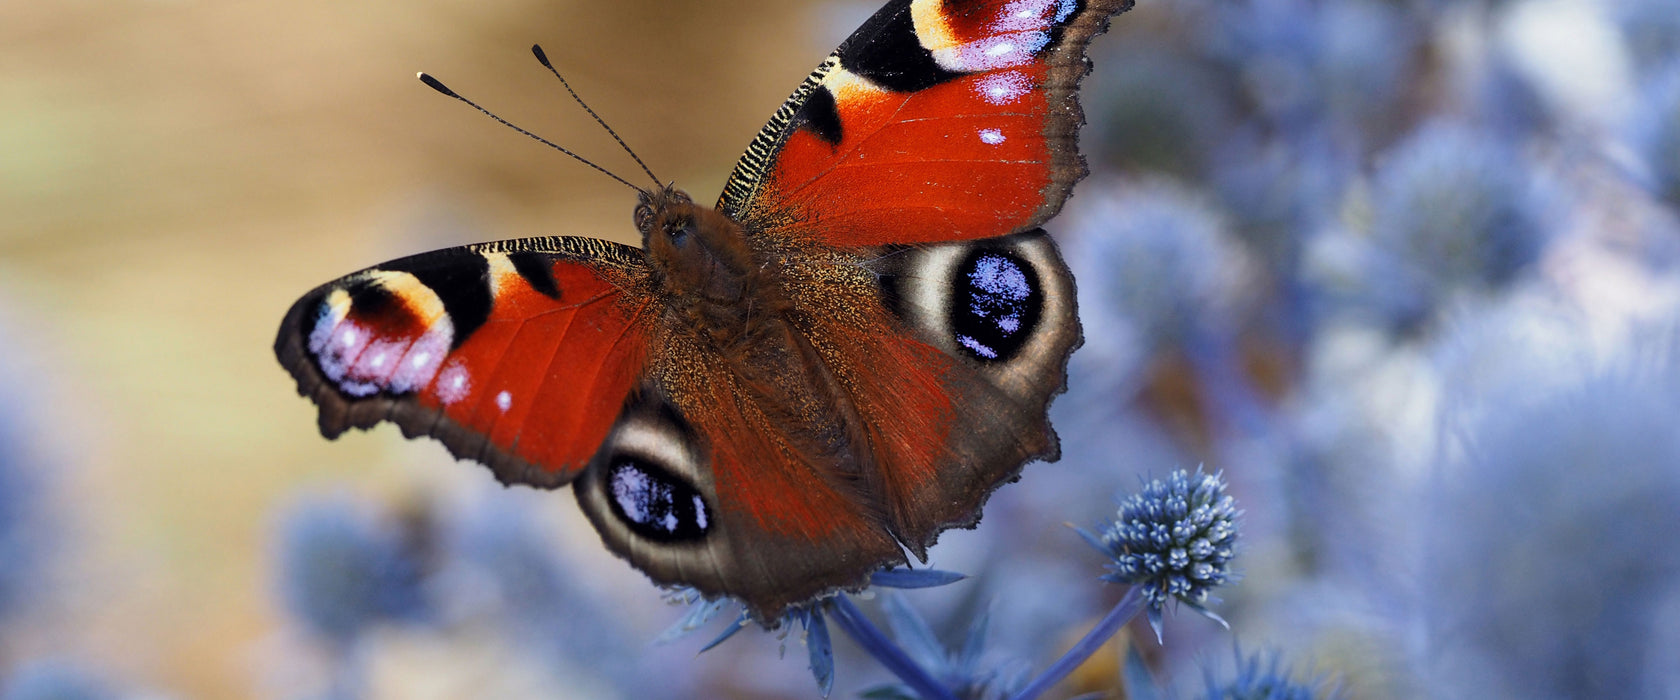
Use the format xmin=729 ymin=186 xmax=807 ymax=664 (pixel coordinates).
xmin=950 ymin=250 xmax=1042 ymax=362
xmin=607 ymin=459 xmax=710 ymax=542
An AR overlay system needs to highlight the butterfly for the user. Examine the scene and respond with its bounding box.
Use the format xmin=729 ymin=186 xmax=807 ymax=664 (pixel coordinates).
xmin=275 ymin=0 xmax=1130 ymax=622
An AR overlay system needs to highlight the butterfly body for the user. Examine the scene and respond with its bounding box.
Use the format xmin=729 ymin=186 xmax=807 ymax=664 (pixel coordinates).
xmin=278 ymin=0 xmax=1130 ymax=621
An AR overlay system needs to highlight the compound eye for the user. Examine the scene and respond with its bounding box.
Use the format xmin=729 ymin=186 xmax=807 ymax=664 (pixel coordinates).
xmin=663 ymin=218 xmax=693 ymax=247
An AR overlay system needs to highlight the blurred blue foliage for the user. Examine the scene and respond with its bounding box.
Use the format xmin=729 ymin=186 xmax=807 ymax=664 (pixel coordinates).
xmin=1630 ymin=61 xmax=1680 ymax=209
xmin=1198 ymin=648 xmax=1331 ymax=700
xmin=0 ymin=313 xmax=47 ymax=631
xmin=0 ymin=661 xmax=115 ymax=700
xmin=1067 ymin=181 xmax=1247 ymax=367
xmin=1615 ymin=0 xmax=1680 ymax=77
xmin=0 ymin=403 xmax=40 ymax=626
xmin=1420 ymin=333 xmax=1680 ymax=697
xmin=272 ymin=493 xmax=429 ymax=646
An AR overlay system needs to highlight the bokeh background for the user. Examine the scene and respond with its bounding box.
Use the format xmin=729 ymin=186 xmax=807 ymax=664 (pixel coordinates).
xmin=3 ymin=0 xmax=1679 ymax=697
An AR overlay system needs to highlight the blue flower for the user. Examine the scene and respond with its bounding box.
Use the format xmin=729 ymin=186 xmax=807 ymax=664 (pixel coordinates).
xmin=1420 ymin=327 xmax=1680 ymax=696
xmin=1063 ymin=180 xmax=1250 ymax=370
xmin=1200 ymin=647 xmax=1334 ymax=700
xmin=1082 ymin=468 xmax=1239 ymax=639
xmin=0 ymin=660 xmax=115 ymax=700
xmin=1084 ymin=47 xmax=1236 ymax=179
xmin=1628 ymin=62 xmax=1680 ymax=210
xmin=1361 ymin=121 xmax=1544 ymax=327
xmin=1200 ymin=0 xmax=1417 ymax=142
xmin=272 ymin=493 xmax=428 ymax=645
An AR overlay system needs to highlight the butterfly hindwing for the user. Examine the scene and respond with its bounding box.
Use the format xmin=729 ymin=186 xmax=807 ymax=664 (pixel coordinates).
xmin=718 ymin=0 xmax=1133 ymax=245
xmin=778 ymin=230 xmax=1080 ymax=554
xmin=274 ymin=237 xmax=654 ymax=488
xmin=575 ymin=371 xmax=907 ymax=621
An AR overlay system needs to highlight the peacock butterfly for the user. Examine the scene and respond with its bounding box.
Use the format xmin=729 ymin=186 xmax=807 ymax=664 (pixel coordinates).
xmin=275 ymin=0 xmax=1131 ymax=621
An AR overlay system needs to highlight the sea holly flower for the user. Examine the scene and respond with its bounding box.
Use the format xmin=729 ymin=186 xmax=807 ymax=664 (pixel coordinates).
xmin=1013 ymin=468 xmax=1244 ymax=700
xmin=1369 ymin=121 xmax=1542 ymax=303
xmin=1080 ymin=467 xmax=1239 ymax=641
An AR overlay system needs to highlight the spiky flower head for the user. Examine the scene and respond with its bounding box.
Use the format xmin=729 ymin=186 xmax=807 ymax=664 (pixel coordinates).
xmin=1084 ymin=468 xmax=1239 ymax=639
xmin=1370 ymin=121 xmax=1541 ymax=296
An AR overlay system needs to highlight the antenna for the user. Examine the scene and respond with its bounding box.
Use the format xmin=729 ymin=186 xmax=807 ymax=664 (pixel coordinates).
xmin=417 ymin=72 xmax=643 ymax=193
xmin=531 ymin=44 xmax=662 ymax=188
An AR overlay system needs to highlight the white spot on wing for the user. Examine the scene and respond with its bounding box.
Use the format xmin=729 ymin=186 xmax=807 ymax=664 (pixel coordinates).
xmin=932 ymin=30 xmax=1048 ymax=71
xmin=980 ymin=128 xmax=1006 ymax=145
xmin=611 ymin=467 xmax=656 ymax=524
xmin=390 ymin=315 xmax=453 ymax=394
xmin=976 ymin=71 xmax=1032 ymax=105
xmin=496 ymin=390 xmax=512 ymax=412
xmin=435 ymin=361 xmax=471 ymax=404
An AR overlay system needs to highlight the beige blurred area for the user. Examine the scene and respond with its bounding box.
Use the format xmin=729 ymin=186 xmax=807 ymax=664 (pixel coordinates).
xmin=0 ymin=0 xmax=834 ymax=696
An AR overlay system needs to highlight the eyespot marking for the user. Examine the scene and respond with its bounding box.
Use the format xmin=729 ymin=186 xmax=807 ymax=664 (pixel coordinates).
xmin=607 ymin=459 xmax=710 ymax=542
xmin=949 ymin=249 xmax=1042 ymax=363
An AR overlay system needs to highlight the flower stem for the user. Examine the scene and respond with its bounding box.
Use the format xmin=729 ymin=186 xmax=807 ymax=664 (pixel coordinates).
xmin=829 ymin=595 xmax=957 ymax=700
xmin=1010 ymin=586 xmax=1146 ymax=700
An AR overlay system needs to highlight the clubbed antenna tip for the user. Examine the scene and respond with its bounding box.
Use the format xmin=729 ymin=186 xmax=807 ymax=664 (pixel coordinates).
xmin=417 ymin=72 xmax=456 ymax=98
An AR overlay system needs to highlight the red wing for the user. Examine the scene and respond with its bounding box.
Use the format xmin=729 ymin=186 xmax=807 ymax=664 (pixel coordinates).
xmin=274 ymin=237 xmax=652 ymax=488
xmin=788 ymin=231 xmax=1083 ymax=554
xmin=716 ymin=0 xmax=1133 ymax=246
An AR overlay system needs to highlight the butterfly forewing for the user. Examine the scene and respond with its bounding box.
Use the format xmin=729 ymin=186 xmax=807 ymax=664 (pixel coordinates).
xmin=718 ymin=0 xmax=1134 ymax=245
xmin=275 ymin=237 xmax=652 ymax=487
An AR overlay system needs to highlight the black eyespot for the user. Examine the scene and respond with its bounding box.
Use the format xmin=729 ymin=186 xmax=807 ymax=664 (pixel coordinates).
xmin=606 ymin=459 xmax=710 ymax=542
xmin=949 ymin=249 xmax=1042 ymax=362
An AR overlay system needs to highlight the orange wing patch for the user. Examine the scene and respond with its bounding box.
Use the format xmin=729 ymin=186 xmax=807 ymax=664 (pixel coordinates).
xmin=762 ymin=65 xmax=1056 ymax=245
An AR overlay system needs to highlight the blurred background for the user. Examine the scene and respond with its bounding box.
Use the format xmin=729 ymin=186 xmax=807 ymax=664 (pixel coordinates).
xmin=2 ymin=0 xmax=1679 ymax=697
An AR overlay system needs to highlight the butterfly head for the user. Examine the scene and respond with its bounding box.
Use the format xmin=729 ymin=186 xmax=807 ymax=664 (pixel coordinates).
xmin=636 ymin=184 xmax=757 ymax=305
